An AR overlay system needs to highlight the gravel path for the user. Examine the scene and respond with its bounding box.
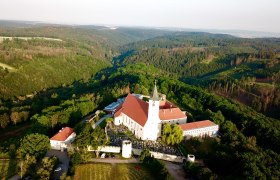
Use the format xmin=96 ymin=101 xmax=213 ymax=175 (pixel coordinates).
xmin=165 ymin=161 xmax=187 ymax=180
xmin=92 ymin=114 xmax=112 ymax=129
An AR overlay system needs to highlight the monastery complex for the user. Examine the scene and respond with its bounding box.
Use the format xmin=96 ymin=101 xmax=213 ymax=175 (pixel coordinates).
xmin=111 ymin=82 xmax=219 ymax=141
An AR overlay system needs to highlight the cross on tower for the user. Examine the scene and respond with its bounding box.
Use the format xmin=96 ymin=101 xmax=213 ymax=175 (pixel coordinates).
xmin=151 ymin=79 xmax=159 ymax=101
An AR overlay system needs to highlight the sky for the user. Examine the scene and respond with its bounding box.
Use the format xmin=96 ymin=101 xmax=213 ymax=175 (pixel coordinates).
xmin=1 ymin=0 xmax=280 ymax=33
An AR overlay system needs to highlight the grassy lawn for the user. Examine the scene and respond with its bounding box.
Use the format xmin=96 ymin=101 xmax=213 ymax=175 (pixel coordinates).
xmin=0 ymin=159 xmax=17 ymax=180
xmin=74 ymin=163 xmax=154 ymax=180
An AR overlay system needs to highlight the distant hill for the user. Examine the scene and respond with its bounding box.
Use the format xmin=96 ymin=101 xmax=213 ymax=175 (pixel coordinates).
xmin=1 ymin=20 xmax=280 ymax=119
xmin=114 ymin=32 xmax=280 ymax=119
xmin=0 ymin=21 xmax=175 ymax=98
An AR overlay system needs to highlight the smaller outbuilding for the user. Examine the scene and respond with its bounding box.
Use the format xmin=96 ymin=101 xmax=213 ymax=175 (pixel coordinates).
xmin=187 ymin=154 xmax=195 ymax=162
xmin=50 ymin=127 xmax=76 ymax=151
xmin=122 ymin=140 xmax=132 ymax=158
xmin=179 ymin=120 xmax=219 ymax=139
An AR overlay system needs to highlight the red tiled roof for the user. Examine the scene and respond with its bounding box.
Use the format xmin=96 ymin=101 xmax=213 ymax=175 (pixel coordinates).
xmin=114 ymin=102 xmax=123 ymax=115
xmin=50 ymin=127 xmax=74 ymax=141
xmin=159 ymin=108 xmax=186 ymax=120
xmin=159 ymin=100 xmax=177 ymax=109
xmin=114 ymin=94 xmax=148 ymax=127
xmin=114 ymin=107 xmax=123 ymax=117
xmin=179 ymin=120 xmax=217 ymax=131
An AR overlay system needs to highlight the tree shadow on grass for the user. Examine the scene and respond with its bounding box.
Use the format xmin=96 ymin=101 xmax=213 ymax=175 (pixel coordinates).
xmin=7 ymin=159 xmax=17 ymax=179
xmin=6 ymin=145 xmax=17 ymax=179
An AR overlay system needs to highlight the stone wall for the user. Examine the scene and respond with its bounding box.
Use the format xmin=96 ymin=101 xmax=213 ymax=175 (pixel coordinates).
xmin=132 ymin=148 xmax=185 ymax=163
xmin=87 ymin=146 xmax=185 ymax=163
xmin=151 ymin=152 xmax=185 ymax=163
xmin=87 ymin=145 xmax=121 ymax=153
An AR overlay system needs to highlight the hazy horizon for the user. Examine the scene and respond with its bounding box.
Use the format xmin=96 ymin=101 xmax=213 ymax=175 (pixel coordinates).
xmin=1 ymin=0 xmax=280 ymax=33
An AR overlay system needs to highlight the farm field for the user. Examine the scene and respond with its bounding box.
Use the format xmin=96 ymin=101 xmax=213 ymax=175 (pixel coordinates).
xmin=74 ymin=163 xmax=154 ymax=180
xmin=0 ymin=159 xmax=17 ymax=180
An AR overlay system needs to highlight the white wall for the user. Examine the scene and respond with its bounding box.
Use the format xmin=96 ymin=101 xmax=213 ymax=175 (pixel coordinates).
xmin=64 ymin=132 xmax=76 ymax=144
xmin=183 ymin=125 xmax=219 ymax=138
xmin=142 ymin=124 xmax=160 ymax=141
xmin=143 ymin=100 xmax=161 ymax=141
xmin=132 ymin=148 xmax=185 ymax=163
xmin=114 ymin=115 xmax=123 ymax=126
xmin=87 ymin=145 xmax=121 ymax=153
xmin=151 ymin=152 xmax=185 ymax=163
xmin=161 ymin=117 xmax=187 ymax=125
xmin=50 ymin=140 xmax=62 ymax=150
xmin=121 ymin=114 xmax=144 ymax=140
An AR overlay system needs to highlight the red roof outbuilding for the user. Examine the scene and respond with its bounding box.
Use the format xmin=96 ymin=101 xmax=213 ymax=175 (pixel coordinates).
xmin=50 ymin=127 xmax=74 ymax=141
xmin=179 ymin=120 xmax=217 ymax=131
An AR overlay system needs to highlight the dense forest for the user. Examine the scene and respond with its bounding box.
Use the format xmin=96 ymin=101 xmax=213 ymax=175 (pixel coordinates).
xmin=114 ymin=33 xmax=280 ymax=119
xmin=0 ymin=22 xmax=279 ymax=179
xmin=1 ymin=63 xmax=279 ymax=179
xmin=0 ymin=22 xmax=172 ymax=98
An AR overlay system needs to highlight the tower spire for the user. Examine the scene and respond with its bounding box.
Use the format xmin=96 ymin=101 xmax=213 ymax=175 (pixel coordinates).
xmin=151 ymin=80 xmax=159 ymax=101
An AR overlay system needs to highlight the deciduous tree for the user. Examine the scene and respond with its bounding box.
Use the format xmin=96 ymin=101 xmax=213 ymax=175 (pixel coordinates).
xmin=162 ymin=124 xmax=183 ymax=145
xmin=19 ymin=133 xmax=50 ymax=158
xmin=0 ymin=113 xmax=10 ymax=128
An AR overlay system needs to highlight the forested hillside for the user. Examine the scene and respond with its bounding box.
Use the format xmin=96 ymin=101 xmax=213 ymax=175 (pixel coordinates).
xmin=0 ymin=23 xmax=172 ymax=98
xmin=2 ymin=63 xmax=279 ymax=179
xmin=0 ymin=22 xmax=279 ymax=179
xmin=115 ymin=33 xmax=280 ymax=119
xmin=0 ymin=37 xmax=109 ymax=98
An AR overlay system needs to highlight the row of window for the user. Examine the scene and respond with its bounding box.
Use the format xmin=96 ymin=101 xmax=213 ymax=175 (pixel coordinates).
xmin=123 ymin=115 xmax=143 ymax=137
xmin=185 ymin=126 xmax=218 ymax=133
xmin=185 ymin=130 xmax=217 ymax=136
xmin=163 ymin=118 xmax=186 ymax=124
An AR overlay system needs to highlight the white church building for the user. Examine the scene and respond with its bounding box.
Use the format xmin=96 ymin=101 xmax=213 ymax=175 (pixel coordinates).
xmin=114 ymin=82 xmax=187 ymax=140
xmin=114 ymin=82 xmax=219 ymax=141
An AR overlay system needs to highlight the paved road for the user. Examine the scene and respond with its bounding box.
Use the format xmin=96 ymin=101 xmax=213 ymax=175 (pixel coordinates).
xmin=82 ymin=113 xmax=96 ymax=123
xmin=165 ymin=161 xmax=187 ymax=180
xmin=92 ymin=114 xmax=112 ymax=129
xmin=46 ymin=150 xmax=70 ymax=180
xmin=89 ymin=157 xmax=139 ymax=164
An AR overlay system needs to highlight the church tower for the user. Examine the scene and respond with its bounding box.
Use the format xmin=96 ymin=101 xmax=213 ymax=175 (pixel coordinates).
xmin=143 ymin=80 xmax=161 ymax=140
xmin=149 ymin=80 xmax=160 ymax=116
